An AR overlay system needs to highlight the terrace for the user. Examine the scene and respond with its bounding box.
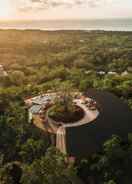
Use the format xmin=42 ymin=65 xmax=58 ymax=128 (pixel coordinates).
xmin=25 ymin=92 xmax=100 ymax=154
xmin=25 ymin=92 xmax=99 ymax=128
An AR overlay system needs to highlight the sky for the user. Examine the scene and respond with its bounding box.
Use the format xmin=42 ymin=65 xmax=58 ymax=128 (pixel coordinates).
xmin=0 ymin=0 xmax=132 ymax=20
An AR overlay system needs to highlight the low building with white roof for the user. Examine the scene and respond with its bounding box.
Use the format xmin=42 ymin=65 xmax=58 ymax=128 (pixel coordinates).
xmin=108 ymin=71 xmax=117 ymax=75
xmin=0 ymin=64 xmax=8 ymax=77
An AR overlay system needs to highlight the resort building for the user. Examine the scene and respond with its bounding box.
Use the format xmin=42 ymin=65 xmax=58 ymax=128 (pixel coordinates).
xmin=0 ymin=64 xmax=8 ymax=77
xmin=107 ymin=71 xmax=117 ymax=75
xmin=25 ymin=89 xmax=132 ymax=158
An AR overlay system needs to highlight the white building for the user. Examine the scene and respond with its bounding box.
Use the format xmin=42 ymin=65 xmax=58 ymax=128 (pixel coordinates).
xmin=97 ymin=71 xmax=106 ymax=75
xmin=121 ymin=71 xmax=129 ymax=76
xmin=25 ymin=93 xmax=57 ymax=123
xmin=0 ymin=65 xmax=8 ymax=77
xmin=108 ymin=71 xmax=117 ymax=75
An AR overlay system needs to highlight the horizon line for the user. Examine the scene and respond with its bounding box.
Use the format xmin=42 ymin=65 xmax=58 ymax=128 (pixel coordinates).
xmin=0 ymin=17 xmax=132 ymax=22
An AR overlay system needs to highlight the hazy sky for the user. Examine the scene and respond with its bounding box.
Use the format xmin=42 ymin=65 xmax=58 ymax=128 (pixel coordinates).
xmin=0 ymin=0 xmax=132 ymax=20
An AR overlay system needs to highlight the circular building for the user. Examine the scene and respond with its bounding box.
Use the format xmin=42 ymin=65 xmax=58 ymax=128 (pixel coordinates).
xmin=25 ymin=89 xmax=132 ymax=158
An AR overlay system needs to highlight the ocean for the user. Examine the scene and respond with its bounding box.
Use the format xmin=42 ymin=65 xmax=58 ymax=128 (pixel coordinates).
xmin=0 ymin=19 xmax=132 ymax=31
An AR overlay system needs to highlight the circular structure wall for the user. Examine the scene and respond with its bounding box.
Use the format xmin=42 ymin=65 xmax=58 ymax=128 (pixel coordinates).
xmin=47 ymin=98 xmax=99 ymax=128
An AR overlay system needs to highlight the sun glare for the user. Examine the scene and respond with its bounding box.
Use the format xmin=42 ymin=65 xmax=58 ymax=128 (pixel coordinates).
xmin=0 ymin=0 xmax=11 ymax=19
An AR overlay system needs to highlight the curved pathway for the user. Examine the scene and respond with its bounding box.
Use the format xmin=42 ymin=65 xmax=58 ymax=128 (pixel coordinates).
xmin=32 ymin=97 xmax=99 ymax=155
xmin=56 ymin=98 xmax=99 ymax=154
xmin=63 ymin=99 xmax=99 ymax=128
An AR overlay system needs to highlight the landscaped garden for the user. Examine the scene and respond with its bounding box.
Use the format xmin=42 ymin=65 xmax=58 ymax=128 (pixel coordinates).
xmin=48 ymin=101 xmax=84 ymax=123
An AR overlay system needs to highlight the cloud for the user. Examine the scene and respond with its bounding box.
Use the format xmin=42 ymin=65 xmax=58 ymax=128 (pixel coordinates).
xmin=17 ymin=0 xmax=113 ymax=12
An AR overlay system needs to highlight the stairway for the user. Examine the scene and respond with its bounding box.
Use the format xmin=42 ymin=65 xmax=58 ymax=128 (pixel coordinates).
xmin=56 ymin=126 xmax=67 ymax=154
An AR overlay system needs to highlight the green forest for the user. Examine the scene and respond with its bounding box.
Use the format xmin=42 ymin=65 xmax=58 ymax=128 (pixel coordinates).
xmin=0 ymin=30 xmax=132 ymax=184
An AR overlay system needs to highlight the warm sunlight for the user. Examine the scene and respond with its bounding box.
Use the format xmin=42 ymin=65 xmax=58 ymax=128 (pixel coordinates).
xmin=0 ymin=0 xmax=11 ymax=19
